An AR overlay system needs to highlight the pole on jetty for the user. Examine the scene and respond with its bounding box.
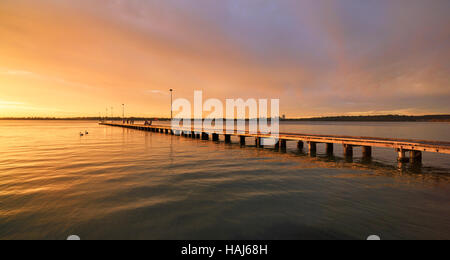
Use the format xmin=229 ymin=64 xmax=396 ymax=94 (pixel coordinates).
xmin=170 ymin=89 xmax=173 ymax=121
xmin=122 ymin=104 xmax=125 ymax=122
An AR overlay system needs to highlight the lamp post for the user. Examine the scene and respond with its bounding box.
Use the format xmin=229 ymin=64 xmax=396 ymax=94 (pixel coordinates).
xmin=122 ymin=104 xmax=125 ymax=123
xmin=170 ymin=89 xmax=173 ymax=121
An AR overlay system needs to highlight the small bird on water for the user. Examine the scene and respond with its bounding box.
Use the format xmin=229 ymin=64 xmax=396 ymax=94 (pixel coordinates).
xmin=80 ymin=132 xmax=84 ymax=137
xmin=85 ymin=131 xmax=89 ymax=135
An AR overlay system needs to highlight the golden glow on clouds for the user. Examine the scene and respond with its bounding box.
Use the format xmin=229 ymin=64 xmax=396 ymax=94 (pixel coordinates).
xmin=0 ymin=0 xmax=449 ymax=117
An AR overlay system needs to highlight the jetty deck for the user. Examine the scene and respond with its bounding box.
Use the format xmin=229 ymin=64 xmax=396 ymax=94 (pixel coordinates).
xmin=100 ymin=122 xmax=450 ymax=164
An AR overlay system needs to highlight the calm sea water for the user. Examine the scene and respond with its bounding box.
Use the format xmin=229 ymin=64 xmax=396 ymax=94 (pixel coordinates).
xmin=0 ymin=120 xmax=449 ymax=240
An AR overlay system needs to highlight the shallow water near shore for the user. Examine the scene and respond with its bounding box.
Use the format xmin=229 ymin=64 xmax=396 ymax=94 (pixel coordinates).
xmin=0 ymin=120 xmax=449 ymax=239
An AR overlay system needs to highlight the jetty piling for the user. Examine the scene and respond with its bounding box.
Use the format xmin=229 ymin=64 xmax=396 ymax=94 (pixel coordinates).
xmin=240 ymin=136 xmax=246 ymax=146
xmin=344 ymin=144 xmax=354 ymax=158
xmin=363 ymin=146 xmax=372 ymax=159
xmin=397 ymin=148 xmax=410 ymax=163
xmin=298 ymin=141 xmax=304 ymax=151
xmin=326 ymin=143 xmax=334 ymax=155
xmin=308 ymin=142 xmax=317 ymax=155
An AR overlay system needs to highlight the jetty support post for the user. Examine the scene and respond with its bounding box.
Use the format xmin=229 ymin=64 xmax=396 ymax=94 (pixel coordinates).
xmin=212 ymin=133 xmax=219 ymax=141
xmin=298 ymin=141 xmax=304 ymax=151
xmin=280 ymin=139 xmax=287 ymax=150
xmin=225 ymin=135 xmax=231 ymax=144
xmin=343 ymin=144 xmax=354 ymax=158
xmin=410 ymin=150 xmax=422 ymax=164
xmin=363 ymin=146 xmax=372 ymax=159
xmin=240 ymin=136 xmax=246 ymax=146
xmin=397 ymin=148 xmax=410 ymax=163
xmin=256 ymin=137 xmax=263 ymax=148
xmin=308 ymin=142 xmax=317 ymax=155
xmin=326 ymin=143 xmax=334 ymax=155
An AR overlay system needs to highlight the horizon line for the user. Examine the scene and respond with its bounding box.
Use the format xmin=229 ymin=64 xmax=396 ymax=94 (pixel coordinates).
xmin=1 ymin=114 xmax=449 ymax=120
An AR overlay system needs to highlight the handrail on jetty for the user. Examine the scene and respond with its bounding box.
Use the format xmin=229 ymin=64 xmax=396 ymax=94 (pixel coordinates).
xmin=100 ymin=122 xmax=450 ymax=164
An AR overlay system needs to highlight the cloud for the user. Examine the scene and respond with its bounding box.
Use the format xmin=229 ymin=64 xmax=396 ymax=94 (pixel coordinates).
xmin=0 ymin=106 xmax=70 ymax=114
xmin=0 ymin=68 xmax=93 ymax=90
xmin=1 ymin=70 xmax=34 ymax=76
xmin=0 ymin=99 xmax=24 ymax=106
xmin=0 ymin=99 xmax=68 ymax=112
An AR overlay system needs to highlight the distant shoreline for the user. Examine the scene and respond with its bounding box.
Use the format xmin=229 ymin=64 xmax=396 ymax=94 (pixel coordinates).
xmin=0 ymin=115 xmax=449 ymax=122
xmin=283 ymin=115 xmax=450 ymax=122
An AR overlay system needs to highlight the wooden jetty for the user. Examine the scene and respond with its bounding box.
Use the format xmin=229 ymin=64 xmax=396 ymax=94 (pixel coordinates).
xmin=100 ymin=122 xmax=450 ymax=164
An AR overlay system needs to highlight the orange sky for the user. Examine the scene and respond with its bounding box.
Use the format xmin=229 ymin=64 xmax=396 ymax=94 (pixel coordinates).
xmin=1 ymin=0 xmax=449 ymax=118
